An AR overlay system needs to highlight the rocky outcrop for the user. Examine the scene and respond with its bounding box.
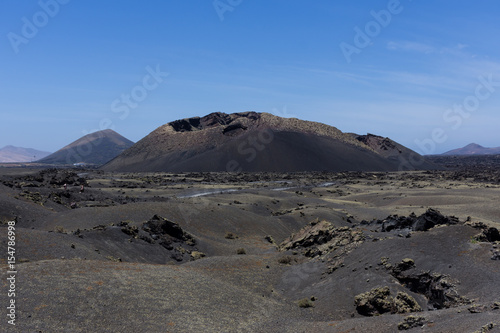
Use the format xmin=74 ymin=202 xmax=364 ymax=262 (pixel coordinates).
xmin=354 ymin=286 xmax=421 ymax=316
xmin=142 ymin=214 xmax=196 ymax=245
xmin=279 ymin=220 xmax=365 ymax=276
xmin=468 ymin=223 xmax=500 ymax=260
xmin=119 ymin=215 xmax=197 ymax=262
xmin=279 ymin=220 xmax=364 ymax=258
xmin=474 ymin=227 xmax=500 ymax=243
xmin=354 ymin=134 xmax=401 ymax=156
xmin=365 ymin=208 xmax=459 ymax=232
xmin=2 ymin=168 xmax=87 ymax=188
xmin=384 ymin=258 xmax=470 ymax=310
xmin=398 ymin=315 xmax=427 ymax=330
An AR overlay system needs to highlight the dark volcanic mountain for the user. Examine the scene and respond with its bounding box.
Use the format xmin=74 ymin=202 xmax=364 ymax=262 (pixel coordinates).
xmin=103 ymin=112 xmax=437 ymax=172
xmin=442 ymin=143 xmax=500 ymax=156
xmin=0 ymin=145 xmax=51 ymax=163
xmin=39 ymin=129 xmax=134 ymax=165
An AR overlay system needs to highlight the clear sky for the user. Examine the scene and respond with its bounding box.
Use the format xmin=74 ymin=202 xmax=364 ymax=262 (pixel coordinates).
xmin=1 ymin=0 xmax=500 ymax=154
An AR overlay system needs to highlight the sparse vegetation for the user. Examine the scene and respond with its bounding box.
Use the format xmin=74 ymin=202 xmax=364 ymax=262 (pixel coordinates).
xmin=398 ymin=315 xmax=427 ymax=330
xmin=278 ymin=255 xmax=293 ymax=265
xmin=264 ymin=235 xmax=276 ymax=244
xmin=394 ymin=292 xmax=422 ymax=314
xmin=190 ymin=251 xmax=206 ymax=260
xmin=55 ymin=226 xmax=65 ymax=233
xmin=19 ymin=190 xmax=45 ymax=205
xmin=472 ymin=322 xmax=496 ymax=333
xmin=225 ymin=232 xmax=237 ymax=239
xmin=297 ymin=298 xmax=314 ymax=308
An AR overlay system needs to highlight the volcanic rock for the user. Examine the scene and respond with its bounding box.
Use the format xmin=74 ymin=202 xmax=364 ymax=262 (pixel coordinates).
xmin=279 ymin=220 xmax=364 ymax=258
xmin=474 ymin=227 xmax=500 ymax=243
xmin=142 ymin=214 xmax=196 ymax=245
xmin=376 ymin=208 xmax=459 ymax=232
xmin=386 ymin=259 xmax=470 ymax=310
xmin=354 ymin=286 xmax=421 ymax=316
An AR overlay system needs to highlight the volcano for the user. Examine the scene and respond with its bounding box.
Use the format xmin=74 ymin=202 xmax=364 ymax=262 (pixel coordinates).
xmin=39 ymin=129 xmax=134 ymax=166
xmin=442 ymin=143 xmax=500 ymax=156
xmin=102 ymin=112 xmax=437 ymax=172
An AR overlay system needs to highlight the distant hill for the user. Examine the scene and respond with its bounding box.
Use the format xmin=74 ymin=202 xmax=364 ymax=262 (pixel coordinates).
xmin=0 ymin=146 xmax=51 ymax=163
xmin=102 ymin=112 xmax=438 ymax=172
xmin=38 ymin=129 xmax=134 ymax=165
xmin=442 ymin=143 xmax=500 ymax=156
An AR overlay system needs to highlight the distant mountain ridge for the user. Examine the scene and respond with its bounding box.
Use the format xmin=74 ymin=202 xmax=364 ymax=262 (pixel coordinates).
xmin=0 ymin=146 xmax=51 ymax=163
xmin=442 ymin=143 xmax=500 ymax=156
xmin=38 ymin=129 xmax=134 ymax=165
xmin=103 ymin=112 xmax=438 ymax=172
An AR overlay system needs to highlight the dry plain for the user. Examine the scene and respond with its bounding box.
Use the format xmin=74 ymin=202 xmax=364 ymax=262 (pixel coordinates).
xmin=0 ymin=160 xmax=499 ymax=332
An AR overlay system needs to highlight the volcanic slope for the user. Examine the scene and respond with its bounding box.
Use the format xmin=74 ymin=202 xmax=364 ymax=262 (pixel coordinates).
xmin=39 ymin=129 xmax=134 ymax=166
xmin=103 ymin=112 xmax=436 ymax=172
xmin=443 ymin=143 xmax=500 ymax=156
xmin=350 ymin=133 xmax=436 ymax=170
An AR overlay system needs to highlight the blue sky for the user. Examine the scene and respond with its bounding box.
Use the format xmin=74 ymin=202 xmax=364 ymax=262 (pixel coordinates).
xmin=1 ymin=0 xmax=500 ymax=154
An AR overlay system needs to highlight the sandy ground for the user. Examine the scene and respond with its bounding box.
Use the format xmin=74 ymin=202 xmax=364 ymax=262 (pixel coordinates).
xmin=0 ymin=162 xmax=499 ymax=332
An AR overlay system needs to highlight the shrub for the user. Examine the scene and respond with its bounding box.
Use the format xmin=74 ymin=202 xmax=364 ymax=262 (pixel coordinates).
xmin=236 ymin=248 xmax=246 ymax=255
xmin=225 ymin=232 xmax=237 ymax=239
xmin=278 ymin=256 xmax=293 ymax=265
xmin=55 ymin=226 xmax=65 ymax=233
xmin=264 ymin=235 xmax=276 ymax=244
xmin=297 ymin=298 xmax=314 ymax=308
xmin=190 ymin=251 xmax=206 ymax=260
xmin=398 ymin=315 xmax=427 ymax=330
